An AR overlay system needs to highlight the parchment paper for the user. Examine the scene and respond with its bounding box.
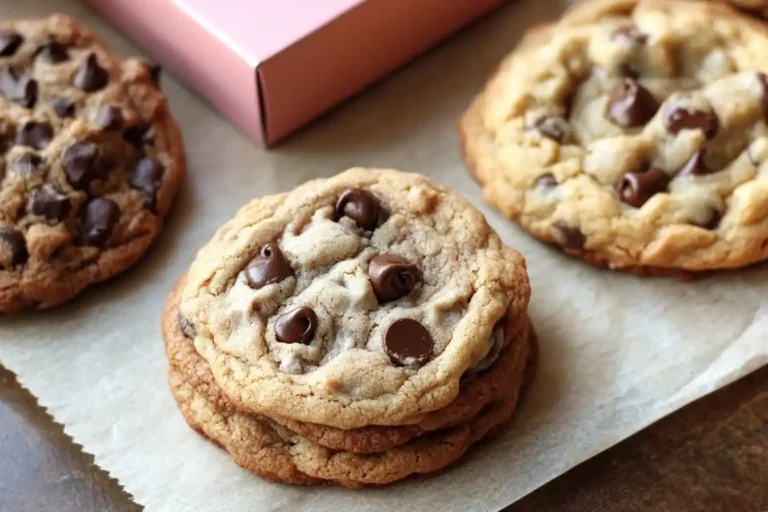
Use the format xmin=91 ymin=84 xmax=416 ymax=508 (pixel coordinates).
xmin=1 ymin=0 xmax=766 ymax=510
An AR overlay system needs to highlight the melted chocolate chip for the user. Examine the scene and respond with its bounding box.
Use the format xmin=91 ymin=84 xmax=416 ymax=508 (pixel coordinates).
xmin=335 ymin=188 xmax=383 ymax=231
xmin=530 ymin=115 xmax=569 ymax=143
xmin=73 ymin=53 xmax=109 ymax=92
xmin=0 ymin=30 xmax=23 ymax=57
xmin=607 ymin=78 xmax=658 ymax=127
xmin=95 ymin=105 xmax=123 ymax=131
xmin=80 ymin=197 xmax=120 ymax=247
xmin=368 ymin=254 xmax=420 ymax=302
xmin=618 ymin=168 xmax=670 ymax=208
xmin=35 ymin=41 xmax=69 ymax=63
xmin=62 ymin=142 xmax=106 ymax=190
xmin=758 ymin=72 xmax=768 ymax=117
xmin=245 ymin=243 xmax=293 ymax=289
xmin=552 ymin=221 xmax=586 ymax=250
xmin=51 ymin=96 xmax=76 ymax=118
xmin=679 ymin=149 xmax=715 ymax=177
xmin=536 ymin=173 xmax=559 ymax=189
xmin=10 ymin=153 xmax=42 ymax=175
xmin=32 ymin=189 xmax=71 ymax=222
xmin=147 ymin=62 xmax=162 ymax=88
xmin=275 ymin=306 xmax=318 ymax=344
xmin=664 ymin=105 xmax=719 ymax=139
xmin=384 ymin=318 xmax=433 ymax=366
xmin=0 ymin=227 xmax=28 ymax=267
xmin=0 ymin=67 xmax=38 ymax=108
xmin=611 ymin=26 xmax=648 ymax=46
xmin=123 ymin=124 xmax=153 ymax=149
xmin=15 ymin=121 xmax=53 ymax=149
xmin=129 ymin=157 xmax=163 ymax=209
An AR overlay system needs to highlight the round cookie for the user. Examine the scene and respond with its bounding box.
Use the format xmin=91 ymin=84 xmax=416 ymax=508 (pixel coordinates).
xmin=0 ymin=14 xmax=184 ymax=311
xmin=179 ymin=168 xmax=531 ymax=429
xmin=164 ymin=275 xmax=534 ymax=453
xmin=460 ymin=0 xmax=768 ymax=276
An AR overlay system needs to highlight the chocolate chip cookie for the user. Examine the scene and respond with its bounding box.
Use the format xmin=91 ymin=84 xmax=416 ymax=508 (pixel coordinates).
xmin=460 ymin=0 xmax=768 ymax=276
xmin=178 ymin=168 xmax=531 ymax=430
xmin=0 ymin=15 xmax=184 ymax=311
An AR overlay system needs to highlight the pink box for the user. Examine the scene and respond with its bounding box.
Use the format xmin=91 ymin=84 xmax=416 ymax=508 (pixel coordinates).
xmin=84 ymin=0 xmax=504 ymax=146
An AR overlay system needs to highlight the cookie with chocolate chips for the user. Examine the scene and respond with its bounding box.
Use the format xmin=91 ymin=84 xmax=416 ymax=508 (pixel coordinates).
xmin=460 ymin=0 xmax=768 ymax=277
xmin=175 ymin=168 xmax=531 ymax=433
xmin=0 ymin=14 xmax=184 ymax=312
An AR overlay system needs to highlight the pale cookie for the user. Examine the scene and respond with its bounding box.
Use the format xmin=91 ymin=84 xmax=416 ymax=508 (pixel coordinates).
xmin=179 ymin=168 xmax=531 ymax=429
xmin=0 ymin=14 xmax=184 ymax=311
xmin=460 ymin=0 xmax=768 ymax=276
xmin=164 ymin=276 xmax=534 ymax=453
xmin=167 ymin=302 xmax=536 ymax=487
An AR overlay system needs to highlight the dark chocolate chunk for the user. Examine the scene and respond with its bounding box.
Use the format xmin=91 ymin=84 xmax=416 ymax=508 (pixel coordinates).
xmin=368 ymin=254 xmax=420 ymax=302
xmin=129 ymin=157 xmax=163 ymax=208
xmin=79 ymin=197 xmax=120 ymax=247
xmin=35 ymin=40 xmax=69 ymax=63
xmin=0 ymin=67 xmax=38 ymax=108
xmin=95 ymin=105 xmax=123 ymax=131
xmin=679 ymin=149 xmax=715 ymax=177
xmin=530 ymin=115 xmax=569 ymax=143
xmin=536 ymin=173 xmax=558 ymax=189
xmin=275 ymin=306 xmax=318 ymax=344
xmin=15 ymin=121 xmax=53 ymax=149
xmin=32 ymin=189 xmax=71 ymax=222
xmin=618 ymin=168 xmax=670 ymax=208
xmin=552 ymin=221 xmax=586 ymax=250
xmin=335 ymin=188 xmax=383 ymax=231
xmin=384 ymin=318 xmax=433 ymax=366
xmin=147 ymin=62 xmax=162 ymax=88
xmin=0 ymin=30 xmax=23 ymax=57
xmin=123 ymin=123 xmax=153 ymax=149
xmin=62 ymin=142 xmax=106 ymax=190
xmin=245 ymin=243 xmax=293 ymax=289
xmin=664 ymin=105 xmax=719 ymax=139
xmin=611 ymin=26 xmax=648 ymax=46
xmin=0 ymin=227 xmax=28 ymax=267
xmin=50 ymin=96 xmax=76 ymax=118
xmin=758 ymin=72 xmax=768 ymax=117
xmin=73 ymin=53 xmax=109 ymax=92
xmin=607 ymin=78 xmax=658 ymax=127
xmin=9 ymin=153 xmax=42 ymax=175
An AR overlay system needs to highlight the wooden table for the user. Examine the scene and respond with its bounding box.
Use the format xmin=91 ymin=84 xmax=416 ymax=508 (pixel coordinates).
xmin=1 ymin=364 xmax=765 ymax=512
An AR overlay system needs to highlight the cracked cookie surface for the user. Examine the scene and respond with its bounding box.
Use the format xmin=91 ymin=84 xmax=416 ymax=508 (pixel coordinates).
xmin=179 ymin=168 xmax=530 ymax=429
xmin=460 ymin=0 xmax=768 ymax=275
xmin=0 ymin=14 xmax=184 ymax=311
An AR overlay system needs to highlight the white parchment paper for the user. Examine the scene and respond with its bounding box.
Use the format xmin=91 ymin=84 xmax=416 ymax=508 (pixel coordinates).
xmin=1 ymin=0 xmax=766 ymax=510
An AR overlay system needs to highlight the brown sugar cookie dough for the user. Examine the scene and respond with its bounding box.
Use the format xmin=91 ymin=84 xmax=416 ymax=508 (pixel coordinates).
xmin=0 ymin=14 xmax=184 ymax=311
xmin=460 ymin=0 xmax=768 ymax=277
xmin=178 ymin=168 xmax=531 ymax=429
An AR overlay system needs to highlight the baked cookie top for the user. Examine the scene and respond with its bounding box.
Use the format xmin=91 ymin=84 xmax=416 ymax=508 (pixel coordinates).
xmin=0 ymin=14 xmax=184 ymax=311
xmin=462 ymin=0 xmax=768 ymax=272
xmin=180 ymin=168 xmax=530 ymax=429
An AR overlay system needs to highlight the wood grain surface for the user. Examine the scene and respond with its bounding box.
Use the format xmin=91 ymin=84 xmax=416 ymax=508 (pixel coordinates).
xmin=0 ymin=364 xmax=765 ymax=512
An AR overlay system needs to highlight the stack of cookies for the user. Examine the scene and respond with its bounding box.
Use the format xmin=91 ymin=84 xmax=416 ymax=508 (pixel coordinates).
xmin=163 ymin=168 xmax=536 ymax=487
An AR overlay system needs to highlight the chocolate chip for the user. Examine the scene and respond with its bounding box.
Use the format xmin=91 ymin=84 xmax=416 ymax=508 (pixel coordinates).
xmin=536 ymin=173 xmax=558 ymax=189
xmin=664 ymin=105 xmax=719 ymax=139
xmin=552 ymin=221 xmax=586 ymax=250
xmin=611 ymin=26 xmax=648 ymax=46
xmin=31 ymin=189 xmax=71 ymax=222
xmin=607 ymin=78 xmax=658 ymax=127
xmin=147 ymin=62 xmax=161 ymax=88
xmin=758 ymin=72 xmax=768 ymax=117
xmin=129 ymin=157 xmax=163 ymax=208
xmin=178 ymin=313 xmax=197 ymax=338
xmin=245 ymin=243 xmax=293 ymax=289
xmin=123 ymin=124 xmax=153 ymax=149
xmin=35 ymin=41 xmax=69 ymax=63
xmin=368 ymin=254 xmax=420 ymax=302
xmin=80 ymin=197 xmax=120 ymax=247
xmin=335 ymin=188 xmax=383 ymax=231
xmin=530 ymin=115 xmax=569 ymax=143
xmin=62 ymin=142 xmax=106 ymax=190
xmin=0 ymin=67 xmax=38 ymax=108
xmin=15 ymin=121 xmax=53 ymax=149
xmin=95 ymin=105 xmax=123 ymax=131
xmin=679 ymin=149 xmax=715 ymax=177
xmin=384 ymin=318 xmax=433 ymax=366
xmin=51 ymin=96 xmax=75 ymax=118
xmin=618 ymin=168 xmax=670 ymax=208
xmin=0 ymin=227 xmax=28 ymax=267
xmin=0 ymin=30 xmax=23 ymax=57
xmin=9 ymin=153 xmax=42 ymax=175
xmin=73 ymin=53 xmax=109 ymax=92
xmin=275 ymin=306 xmax=318 ymax=344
